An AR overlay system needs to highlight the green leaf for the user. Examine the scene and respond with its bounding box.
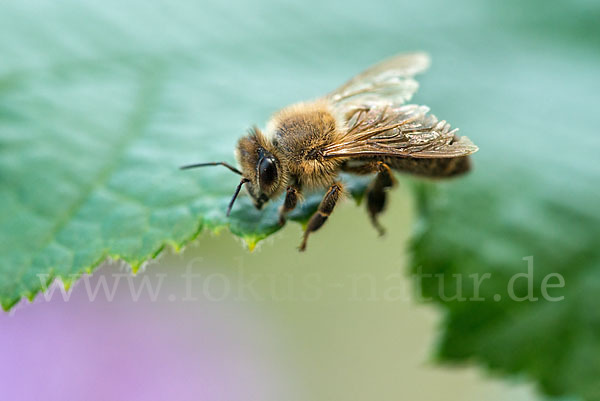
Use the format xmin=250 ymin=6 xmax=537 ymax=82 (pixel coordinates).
xmin=412 ymin=172 xmax=600 ymax=399
xmin=0 ymin=0 xmax=378 ymax=310
xmin=408 ymin=13 xmax=600 ymax=401
xmin=2 ymin=1 xmax=600 ymax=400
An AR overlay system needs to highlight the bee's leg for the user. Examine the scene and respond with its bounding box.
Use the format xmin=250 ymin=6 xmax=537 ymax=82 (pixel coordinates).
xmin=366 ymin=162 xmax=396 ymax=236
xmin=299 ymin=183 xmax=343 ymax=252
xmin=279 ymin=185 xmax=300 ymax=226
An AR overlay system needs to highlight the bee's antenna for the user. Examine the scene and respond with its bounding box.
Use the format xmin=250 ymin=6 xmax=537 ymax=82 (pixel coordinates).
xmin=180 ymin=161 xmax=243 ymax=176
xmin=227 ymin=178 xmax=250 ymax=216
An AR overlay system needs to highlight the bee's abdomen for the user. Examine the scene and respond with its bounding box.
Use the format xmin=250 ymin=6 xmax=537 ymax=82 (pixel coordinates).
xmin=382 ymin=156 xmax=471 ymax=178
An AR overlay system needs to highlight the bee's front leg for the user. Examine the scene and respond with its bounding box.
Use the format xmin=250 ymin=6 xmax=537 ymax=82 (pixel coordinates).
xmin=279 ymin=185 xmax=301 ymax=226
xmin=299 ymin=182 xmax=343 ymax=252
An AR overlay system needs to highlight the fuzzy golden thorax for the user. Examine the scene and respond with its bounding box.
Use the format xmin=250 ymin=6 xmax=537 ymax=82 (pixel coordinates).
xmin=265 ymin=101 xmax=344 ymax=189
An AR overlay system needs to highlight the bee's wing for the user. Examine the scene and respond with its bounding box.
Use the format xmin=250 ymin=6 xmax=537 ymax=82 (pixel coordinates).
xmin=322 ymin=104 xmax=478 ymax=159
xmin=324 ymin=53 xmax=476 ymax=159
xmin=327 ymin=52 xmax=430 ymax=107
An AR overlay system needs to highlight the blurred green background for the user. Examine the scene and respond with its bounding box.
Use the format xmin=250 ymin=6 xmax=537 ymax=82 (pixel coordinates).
xmin=1 ymin=0 xmax=599 ymax=400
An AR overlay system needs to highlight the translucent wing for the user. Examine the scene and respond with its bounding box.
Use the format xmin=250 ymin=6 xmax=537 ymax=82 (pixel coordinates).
xmin=322 ymin=104 xmax=478 ymax=159
xmin=324 ymin=53 xmax=477 ymax=159
xmin=328 ymin=52 xmax=430 ymax=107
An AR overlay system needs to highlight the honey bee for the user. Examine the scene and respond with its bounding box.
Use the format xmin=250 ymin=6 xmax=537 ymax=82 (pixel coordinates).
xmin=182 ymin=53 xmax=478 ymax=251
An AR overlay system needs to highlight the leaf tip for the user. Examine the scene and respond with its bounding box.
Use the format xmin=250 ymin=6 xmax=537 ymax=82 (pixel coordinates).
xmin=243 ymin=236 xmax=260 ymax=252
xmin=1 ymin=296 xmax=21 ymax=312
xmin=131 ymin=262 xmax=142 ymax=274
xmin=62 ymin=278 xmax=75 ymax=292
xmin=351 ymin=191 xmax=364 ymax=206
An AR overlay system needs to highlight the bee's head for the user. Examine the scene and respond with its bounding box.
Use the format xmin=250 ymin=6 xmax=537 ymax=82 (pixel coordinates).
xmin=235 ymin=128 xmax=286 ymax=210
xmin=179 ymin=127 xmax=285 ymax=216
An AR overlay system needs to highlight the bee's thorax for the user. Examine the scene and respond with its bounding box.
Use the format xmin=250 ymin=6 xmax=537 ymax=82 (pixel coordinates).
xmin=265 ymin=101 xmax=344 ymax=189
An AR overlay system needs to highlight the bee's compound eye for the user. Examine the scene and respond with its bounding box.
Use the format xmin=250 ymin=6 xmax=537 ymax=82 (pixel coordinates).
xmin=258 ymin=157 xmax=277 ymax=189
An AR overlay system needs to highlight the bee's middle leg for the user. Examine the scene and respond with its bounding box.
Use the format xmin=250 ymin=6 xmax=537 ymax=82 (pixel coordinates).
xmin=299 ymin=182 xmax=343 ymax=252
xmin=366 ymin=162 xmax=396 ymax=236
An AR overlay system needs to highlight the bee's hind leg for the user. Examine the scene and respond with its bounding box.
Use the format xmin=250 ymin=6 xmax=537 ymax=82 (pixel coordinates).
xmin=299 ymin=182 xmax=343 ymax=252
xmin=366 ymin=162 xmax=396 ymax=236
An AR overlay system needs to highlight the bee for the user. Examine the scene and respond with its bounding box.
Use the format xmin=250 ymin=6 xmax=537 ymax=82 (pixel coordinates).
xmin=182 ymin=53 xmax=478 ymax=251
